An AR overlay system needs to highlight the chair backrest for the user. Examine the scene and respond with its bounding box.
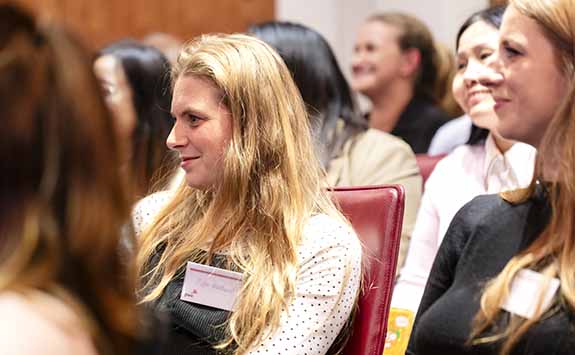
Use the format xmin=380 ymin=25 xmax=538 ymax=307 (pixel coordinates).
xmin=330 ymin=185 xmax=405 ymax=355
xmin=415 ymin=154 xmax=445 ymax=185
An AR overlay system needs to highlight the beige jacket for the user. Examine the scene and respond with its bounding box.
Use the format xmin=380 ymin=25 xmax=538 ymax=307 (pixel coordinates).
xmin=326 ymin=128 xmax=422 ymax=274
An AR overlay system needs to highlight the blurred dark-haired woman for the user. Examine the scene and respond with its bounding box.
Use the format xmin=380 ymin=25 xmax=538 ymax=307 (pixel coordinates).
xmin=94 ymin=40 xmax=178 ymax=197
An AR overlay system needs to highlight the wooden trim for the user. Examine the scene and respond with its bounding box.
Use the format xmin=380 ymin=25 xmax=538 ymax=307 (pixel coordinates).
xmin=11 ymin=0 xmax=274 ymax=49
xmin=490 ymin=0 xmax=508 ymax=6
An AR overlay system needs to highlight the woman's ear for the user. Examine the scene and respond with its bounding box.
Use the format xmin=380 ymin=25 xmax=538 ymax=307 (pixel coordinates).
xmin=399 ymin=48 xmax=421 ymax=78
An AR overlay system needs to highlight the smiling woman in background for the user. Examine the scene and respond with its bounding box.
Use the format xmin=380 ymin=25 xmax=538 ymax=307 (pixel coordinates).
xmin=352 ymin=12 xmax=451 ymax=153
xmin=408 ymin=0 xmax=575 ymax=353
xmin=392 ymin=5 xmax=537 ymax=315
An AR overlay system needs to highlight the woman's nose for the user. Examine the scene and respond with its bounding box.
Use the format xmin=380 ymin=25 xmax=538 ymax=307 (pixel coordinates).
xmin=465 ymin=61 xmax=503 ymax=87
xmin=166 ymin=121 xmax=186 ymax=151
xmin=478 ymin=49 xmax=504 ymax=85
xmin=463 ymin=61 xmax=483 ymax=85
xmin=351 ymin=50 xmax=363 ymax=66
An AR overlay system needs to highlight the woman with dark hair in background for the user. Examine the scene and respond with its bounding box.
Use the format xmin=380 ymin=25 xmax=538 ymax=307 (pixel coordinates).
xmin=94 ymin=40 xmax=178 ymax=197
xmin=409 ymin=0 xmax=575 ymax=353
xmin=392 ymin=5 xmax=536 ymax=314
xmin=0 ymin=4 xmax=141 ymax=355
xmin=352 ymin=12 xmax=451 ymax=153
xmin=250 ymin=21 xmax=422 ymax=272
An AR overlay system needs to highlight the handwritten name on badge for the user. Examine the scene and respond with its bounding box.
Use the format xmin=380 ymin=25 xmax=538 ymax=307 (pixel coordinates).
xmin=181 ymin=261 xmax=243 ymax=311
xmin=501 ymin=268 xmax=560 ymax=319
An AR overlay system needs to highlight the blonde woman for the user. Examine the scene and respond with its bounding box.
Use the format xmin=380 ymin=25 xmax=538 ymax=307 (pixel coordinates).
xmin=134 ymin=34 xmax=362 ymax=355
xmin=408 ymin=0 xmax=574 ymax=354
xmin=0 ymin=4 xmax=142 ymax=355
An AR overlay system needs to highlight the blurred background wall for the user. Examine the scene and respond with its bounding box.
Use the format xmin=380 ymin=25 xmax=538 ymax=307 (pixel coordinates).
xmin=277 ymin=0 xmax=508 ymax=108
xmin=276 ymin=0 xmax=491 ymax=98
xmin=9 ymin=0 xmax=506 ymax=82
xmin=9 ymin=0 xmax=274 ymax=48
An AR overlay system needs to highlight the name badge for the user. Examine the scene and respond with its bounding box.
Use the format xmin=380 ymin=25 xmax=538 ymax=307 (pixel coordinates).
xmin=180 ymin=261 xmax=243 ymax=311
xmin=501 ymin=268 xmax=560 ymax=319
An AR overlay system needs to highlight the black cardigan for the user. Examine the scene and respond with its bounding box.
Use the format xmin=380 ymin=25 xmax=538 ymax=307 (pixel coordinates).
xmin=408 ymin=188 xmax=575 ymax=354
xmin=391 ymin=96 xmax=449 ymax=154
xmin=148 ymin=253 xmax=234 ymax=355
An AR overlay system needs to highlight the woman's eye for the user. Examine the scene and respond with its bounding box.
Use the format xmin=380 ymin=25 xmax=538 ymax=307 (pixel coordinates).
xmin=457 ymin=60 xmax=467 ymax=71
xmin=479 ymin=51 xmax=494 ymax=61
xmin=503 ymin=45 xmax=521 ymax=58
xmin=100 ymin=84 xmax=114 ymax=98
xmin=185 ymin=114 xmax=202 ymax=126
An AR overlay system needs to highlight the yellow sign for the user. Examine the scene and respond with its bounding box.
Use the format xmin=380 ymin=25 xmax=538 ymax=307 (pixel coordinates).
xmin=383 ymin=308 xmax=414 ymax=355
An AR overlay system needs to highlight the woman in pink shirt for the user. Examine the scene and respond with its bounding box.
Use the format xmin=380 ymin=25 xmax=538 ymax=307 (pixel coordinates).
xmin=392 ymin=5 xmax=537 ymax=313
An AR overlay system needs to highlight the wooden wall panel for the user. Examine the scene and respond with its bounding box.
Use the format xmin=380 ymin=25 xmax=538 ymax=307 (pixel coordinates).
xmin=8 ymin=0 xmax=274 ymax=49
xmin=490 ymin=0 xmax=508 ymax=6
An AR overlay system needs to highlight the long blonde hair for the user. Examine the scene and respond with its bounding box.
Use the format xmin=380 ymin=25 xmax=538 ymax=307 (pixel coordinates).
xmin=136 ymin=34 xmax=350 ymax=353
xmin=470 ymin=0 xmax=575 ymax=353
xmin=0 ymin=4 xmax=139 ymax=354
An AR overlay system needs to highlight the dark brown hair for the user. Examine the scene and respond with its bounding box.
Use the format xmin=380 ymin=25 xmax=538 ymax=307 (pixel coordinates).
xmin=98 ymin=40 xmax=178 ymax=196
xmin=0 ymin=4 xmax=139 ymax=354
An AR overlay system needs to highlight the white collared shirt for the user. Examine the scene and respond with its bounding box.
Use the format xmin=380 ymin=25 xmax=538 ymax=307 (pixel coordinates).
xmin=392 ymin=134 xmax=536 ymax=313
xmin=483 ymin=134 xmax=532 ymax=194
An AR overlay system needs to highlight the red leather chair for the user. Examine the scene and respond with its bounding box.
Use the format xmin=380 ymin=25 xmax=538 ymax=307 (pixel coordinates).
xmin=329 ymin=185 xmax=405 ymax=355
xmin=415 ymin=154 xmax=446 ymax=185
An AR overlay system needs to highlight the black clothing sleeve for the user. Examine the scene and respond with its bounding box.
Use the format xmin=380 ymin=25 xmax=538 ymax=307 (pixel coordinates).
xmin=406 ymin=196 xmax=486 ymax=355
xmin=406 ymin=190 xmax=575 ymax=355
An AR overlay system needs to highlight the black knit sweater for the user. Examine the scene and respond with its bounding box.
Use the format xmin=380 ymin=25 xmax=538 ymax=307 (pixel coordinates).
xmin=149 ymin=254 xmax=234 ymax=355
xmin=408 ymin=188 xmax=575 ymax=354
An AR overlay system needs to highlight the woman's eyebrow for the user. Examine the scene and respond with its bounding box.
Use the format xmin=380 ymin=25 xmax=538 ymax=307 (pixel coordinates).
xmin=172 ymin=106 xmax=209 ymax=119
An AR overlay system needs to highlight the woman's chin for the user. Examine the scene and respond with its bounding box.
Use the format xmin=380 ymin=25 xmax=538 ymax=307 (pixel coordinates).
xmin=469 ymin=109 xmax=498 ymax=131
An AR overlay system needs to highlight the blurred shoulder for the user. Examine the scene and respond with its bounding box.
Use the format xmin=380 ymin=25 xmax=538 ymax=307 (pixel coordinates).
xmin=458 ymin=193 xmax=505 ymax=216
xmin=302 ymin=214 xmax=361 ymax=255
xmin=347 ymin=128 xmax=418 ymax=171
xmin=442 ymin=192 xmax=540 ymax=258
xmin=0 ymin=291 xmax=97 ymax=355
xmin=132 ymin=190 xmax=175 ymax=236
xmin=437 ymin=194 xmax=505 ymax=254
xmin=426 ymin=143 xmax=484 ymax=186
xmin=354 ymin=128 xmax=415 ymax=157
xmin=428 ymin=115 xmax=472 ymax=155
xmin=450 ymin=193 xmax=515 ymax=233
xmin=436 ymin=143 xmax=484 ymax=169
